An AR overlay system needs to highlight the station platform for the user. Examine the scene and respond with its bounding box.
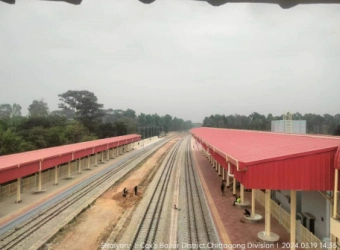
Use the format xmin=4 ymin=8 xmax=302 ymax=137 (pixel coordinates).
xmin=0 ymin=151 xmax=127 ymax=228
xmin=0 ymin=137 xmax=160 ymax=229
xmin=192 ymin=139 xmax=291 ymax=250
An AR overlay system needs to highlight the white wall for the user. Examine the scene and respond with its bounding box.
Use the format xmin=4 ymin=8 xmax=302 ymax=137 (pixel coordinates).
xmin=301 ymin=191 xmax=330 ymax=240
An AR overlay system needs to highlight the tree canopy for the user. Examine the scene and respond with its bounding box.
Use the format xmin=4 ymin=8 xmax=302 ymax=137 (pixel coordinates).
xmin=58 ymin=90 xmax=104 ymax=131
xmin=28 ymin=100 xmax=49 ymax=117
xmin=0 ymin=90 xmax=193 ymax=156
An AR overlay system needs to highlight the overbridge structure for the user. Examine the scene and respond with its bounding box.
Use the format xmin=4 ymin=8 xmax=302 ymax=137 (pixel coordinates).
xmin=0 ymin=134 xmax=141 ymax=203
xmin=2 ymin=0 xmax=340 ymax=9
xmin=191 ymin=127 xmax=340 ymax=249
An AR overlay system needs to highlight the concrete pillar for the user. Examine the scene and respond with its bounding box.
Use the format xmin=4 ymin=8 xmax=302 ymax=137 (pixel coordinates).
xmin=106 ymin=150 xmax=109 ymax=161
xmin=16 ymin=178 xmax=22 ymax=203
xmin=54 ymin=166 xmax=58 ymax=185
xmin=116 ymin=147 xmax=119 ymax=157
xmin=218 ymin=164 xmax=221 ymax=176
xmin=101 ymin=151 xmax=104 ymax=163
xmin=95 ymin=153 xmax=98 ymax=167
xmin=38 ymin=170 xmax=42 ymax=191
xmin=233 ymin=177 xmax=236 ymax=196
xmin=265 ymin=189 xmax=271 ymax=236
xmin=87 ymin=156 xmax=91 ymax=170
xmin=240 ymin=184 xmax=245 ymax=203
xmin=222 ymin=168 xmax=226 ymax=180
xmin=68 ymin=162 xmax=71 ymax=178
xmin=251 ymin=189 xmax=256 ymax=217
xmin=334 ymin=169 xmax=338 ymax=218
xmin=290 ymin=190 xmax=297 ymax=250
xmin=78 ymin=159 xmax=82 ymax=174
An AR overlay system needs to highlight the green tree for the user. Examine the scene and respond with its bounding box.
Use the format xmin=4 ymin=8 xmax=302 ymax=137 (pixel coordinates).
xmin=50 ymin=109 xmax=75 ymax=120
xmin=334 ymin=125 xmax=340 ymax=136
xmin=162 ymin=114 xmax=172 ymax=133
xmin=28 ymin=100 xmax=49 ymax=117
xmin=0 ymin=130 xmax=23 ymax=155
xmin=123 ymin=109 xmax=136 ymax=119
xmin=96 ymin=123 xmax=116 ymax=139
xmin=27 ymin=127 xmax=48 ymax=149
xmin=58 ymin=90 xmax=104 ymax=131
xmin=0 ymin=103 xmax=22 ymax=118
xmin=64 ymin=121 xmax=96 ymax=143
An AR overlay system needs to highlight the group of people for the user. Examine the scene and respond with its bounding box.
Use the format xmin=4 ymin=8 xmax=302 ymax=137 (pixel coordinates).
xmin=122 ymin=185 xmax=138 ymax=197
xmin=220 ymin=180 xmax=252 ymax=218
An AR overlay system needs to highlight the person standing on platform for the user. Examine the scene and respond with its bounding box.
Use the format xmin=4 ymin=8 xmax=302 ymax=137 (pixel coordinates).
xmin=233 ymin=195 xmax=241 ymax=206
xmin=134 ymin=185 xmax=138 ymax=196
xmin=221 ymin=180 xmax=226 ymax=196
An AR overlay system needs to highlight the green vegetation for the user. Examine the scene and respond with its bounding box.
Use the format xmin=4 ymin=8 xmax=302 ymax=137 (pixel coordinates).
xmin=0 ymin=90 xmax=192 ymax=156
xmin=203 ymin=112 xmax=340 ymax=135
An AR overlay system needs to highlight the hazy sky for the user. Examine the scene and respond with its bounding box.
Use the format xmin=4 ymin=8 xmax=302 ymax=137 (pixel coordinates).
xmin=1 ymin=0 xmax=340 ymax=123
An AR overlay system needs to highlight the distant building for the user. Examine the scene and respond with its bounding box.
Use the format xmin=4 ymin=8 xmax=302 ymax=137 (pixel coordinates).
xmin=271 ymin=113 xmax=306 ymax=134
xmin=271 ymin=120 xmax=306 ymax=134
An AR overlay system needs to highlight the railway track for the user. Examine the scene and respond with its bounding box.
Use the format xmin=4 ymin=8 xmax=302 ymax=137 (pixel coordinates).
xmin=129 ymin=136 xmax=186 ymax=250
xmin=184 ymin=137 xmax=213 ymax=248
xmin=0 ymin=136 xmax=176 ymax=250
xmin=175 ymin=136 xmax=221 ymax=250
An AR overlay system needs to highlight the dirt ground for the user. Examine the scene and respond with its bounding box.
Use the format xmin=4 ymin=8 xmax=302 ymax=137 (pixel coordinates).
xmin=48 ymin=137 xmax=178 ymax=250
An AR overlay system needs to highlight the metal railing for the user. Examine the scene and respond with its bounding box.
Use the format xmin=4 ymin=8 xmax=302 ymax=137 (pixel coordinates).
xmin=255 ymin=190 xmax=323 ymax=250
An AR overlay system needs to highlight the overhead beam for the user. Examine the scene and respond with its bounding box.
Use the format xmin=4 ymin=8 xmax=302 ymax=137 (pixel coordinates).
xmin=3 ymin=0 xmax=340 ymax=7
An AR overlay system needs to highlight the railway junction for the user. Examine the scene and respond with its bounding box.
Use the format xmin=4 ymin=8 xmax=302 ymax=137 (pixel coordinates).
xmin=0 ymin=130 xmax=339 ymax=250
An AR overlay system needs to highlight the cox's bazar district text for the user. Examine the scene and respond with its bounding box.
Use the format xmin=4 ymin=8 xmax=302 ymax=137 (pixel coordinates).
xmin=101 ymin=242 xmax=277 ymax=249
xmin=102 ymin=242 xmax=338 ymax=249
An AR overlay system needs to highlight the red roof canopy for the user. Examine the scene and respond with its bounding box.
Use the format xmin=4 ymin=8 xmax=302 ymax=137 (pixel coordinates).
xmin=0 ymin=134 xmax=141 ymax=183
xmin=191 ymin=127 xmax=340 ymax=191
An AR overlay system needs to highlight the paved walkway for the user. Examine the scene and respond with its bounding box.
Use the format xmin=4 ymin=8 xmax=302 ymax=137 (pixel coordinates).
xmin=192 ymin=139 xmax=291 ymax=250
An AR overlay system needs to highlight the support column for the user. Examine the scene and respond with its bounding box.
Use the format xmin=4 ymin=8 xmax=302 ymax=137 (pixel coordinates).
xmin=333 ymin=169 xmax=338 ymax=219
xmin=290 ymin=190 xmax=297 ymax=250
xmin=218 ymin=164 xmax=221 ymax=176
xmin=240 ymin=184 xmax=245 ymax=203
xmin=233 ymin=177 xmax=236 ymax=196
xmin=222 ymin=168 xmax=226 ymax=181
xmin=101 ymin=151 xmax=104 ymax=163
xmin=54 ymin=166 xmax=58 ymax=185
xmin=78 ymin=159 xmax=82 ymax=174
xmin=251 ymin=189 xmax=256 ymax=217
xmin=215 ymin=160 xmax=218 ymax=172
xmin=38 ymin=170 xmax=42 ymax=191
xmin=116 ymin=147 xmax=119 ymax=157
xmin=16 ymin=178 xmax=22 ymax=203
xmin=106 ymin=150 xmax=109 ymax=161
xmin=265 ymin=189 xmax=271 ymax=236
xmin=87 ymin=156 xmax=91 ymax=170
xmin=95 ymin=154 xmax=98 ymax=167
xmin=67 ymin=162 xmax=72 ymax=178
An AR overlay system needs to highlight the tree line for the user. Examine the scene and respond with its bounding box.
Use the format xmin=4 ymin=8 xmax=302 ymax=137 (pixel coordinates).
xmin=0 ymin=90 xmax=192 ymax=156
xmin=203 ymin=112 xmax=340 ymax=135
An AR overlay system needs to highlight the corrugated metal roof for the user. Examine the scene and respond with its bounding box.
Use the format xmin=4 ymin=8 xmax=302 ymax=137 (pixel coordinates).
xmin=191 ymin=127 xmax=340 ymax=190
xmin=191 ymin=127 xmax=340 ymax=167
xmin=0 ymin=134 xmax=140 ymax=171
